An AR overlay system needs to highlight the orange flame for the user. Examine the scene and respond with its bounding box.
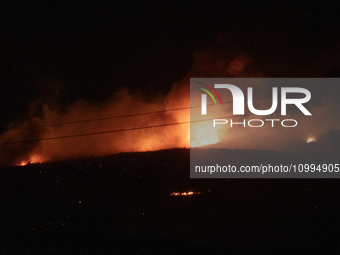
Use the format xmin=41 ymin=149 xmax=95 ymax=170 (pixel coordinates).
xmin=170 ymin=191 xmax=202 ymax=196
xmin=306 ymin=137 xmax=316 ymax=143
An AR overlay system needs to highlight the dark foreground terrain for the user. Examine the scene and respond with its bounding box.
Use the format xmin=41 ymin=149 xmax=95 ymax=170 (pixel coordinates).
xmin=0 ymin=148 xmax=340 ymax=254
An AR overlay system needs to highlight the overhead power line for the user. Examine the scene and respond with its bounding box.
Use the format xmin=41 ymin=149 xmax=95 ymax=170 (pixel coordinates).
xmin=0 ymin=112 xmax=257 ymax=146
xmin=8 ymin=97 xmax=271 ymax=131
xmin=0 ymin=101 xmax=338 ymax=146
xmin=0 ymin=119 xmax=189 ymax=145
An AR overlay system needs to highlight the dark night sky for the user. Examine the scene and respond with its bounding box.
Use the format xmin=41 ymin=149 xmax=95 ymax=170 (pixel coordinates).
xmin=1 ymin=1 xmax=340 ymax=133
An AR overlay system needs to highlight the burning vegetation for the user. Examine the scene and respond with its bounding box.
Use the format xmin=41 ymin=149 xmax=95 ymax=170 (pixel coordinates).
xmin=1 ymin=43 xmax=340 ymax=166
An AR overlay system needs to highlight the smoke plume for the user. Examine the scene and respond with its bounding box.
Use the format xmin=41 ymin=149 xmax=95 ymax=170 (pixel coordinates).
xmin=1 ymin=39 xmax=340 ymax=166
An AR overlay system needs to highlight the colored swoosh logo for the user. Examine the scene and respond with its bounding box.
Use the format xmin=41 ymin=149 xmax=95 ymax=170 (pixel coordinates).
xmin=196 ymin=82 xmax=222 ymax=105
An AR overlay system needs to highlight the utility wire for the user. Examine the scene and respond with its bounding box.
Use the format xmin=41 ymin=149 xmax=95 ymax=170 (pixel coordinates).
xmin=0 ymin=119 xmax=190 ymax=145
xmin=8 ymin=98 xmax=339 ymax=131
xmin=1 ymin=113 xmax=257 ymax=145
xmin=0 ymin=101 xmax=338 ymax=146
xmin=8 ymin=96 xmax=272 ymax=131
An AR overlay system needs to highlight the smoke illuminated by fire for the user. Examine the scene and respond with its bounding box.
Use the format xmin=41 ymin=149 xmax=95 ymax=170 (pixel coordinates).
xmin=0 ymin=81 xmax=193 ymax=166
xmin=190 ymin=120 xmax=219 ymax=148
xmin=16 ymin=154 xmax=43 ymax=166
xmin=306 ymin=137 xmax=316 ymax=143
xmin=1 ymin=39 xmax=340 ymax=166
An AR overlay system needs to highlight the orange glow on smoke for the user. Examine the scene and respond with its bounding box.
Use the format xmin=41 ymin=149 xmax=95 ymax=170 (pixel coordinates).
xmin=3 ymin=43 xmax=340 ymax=167
xmin=190 ymin=117 xmax=221 ymax=148
xmin=17 ymin=154 xmax=43 ymax=166
xmin=190 ymin=122 xmax=219 ymax=148
xmin=306 ymin=137 xmax=316 ymax=143
xmin=0 ymin=51 xmax=266 ymax=166
xmin=1 ymin=85 xmax=193 ymax=166
xmin=2 ymin=80 xmax=225 ymax=166
xmin=29 ymin=154 xmax=43 ymax=164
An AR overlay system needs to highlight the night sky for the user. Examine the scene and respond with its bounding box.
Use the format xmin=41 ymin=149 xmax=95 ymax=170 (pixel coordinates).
xmin=1 ymin=1 xmax=340 ymax=134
